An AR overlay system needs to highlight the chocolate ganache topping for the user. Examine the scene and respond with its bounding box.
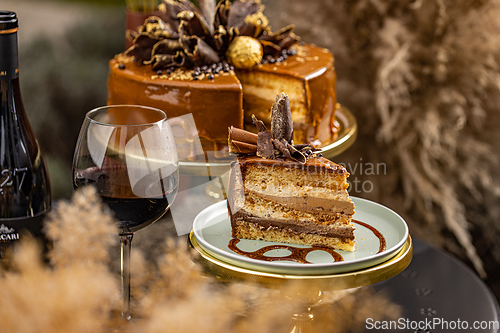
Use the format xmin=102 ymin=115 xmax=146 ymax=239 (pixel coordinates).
xmin=228 ymin=92 xmax=323 ymax=164
xmin=126 ymin=0 xmax=300 ymax=71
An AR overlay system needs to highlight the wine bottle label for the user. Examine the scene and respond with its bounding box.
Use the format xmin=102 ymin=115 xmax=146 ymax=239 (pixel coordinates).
xmin=0 ymin=31 xmax=19 ymax=80
xmin=0 ymin=211 xmax=49 ymax=260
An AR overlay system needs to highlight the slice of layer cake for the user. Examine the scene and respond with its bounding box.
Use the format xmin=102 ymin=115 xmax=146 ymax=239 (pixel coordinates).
xmin=227 ymin=92 xmax=355 ymax=251
xmin=227 ymin=156 xmax=355 ymax=251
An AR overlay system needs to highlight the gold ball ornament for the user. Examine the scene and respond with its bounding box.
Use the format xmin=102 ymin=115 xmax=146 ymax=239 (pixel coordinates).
xmin=226 ymin=36 xmax=263 ymax=69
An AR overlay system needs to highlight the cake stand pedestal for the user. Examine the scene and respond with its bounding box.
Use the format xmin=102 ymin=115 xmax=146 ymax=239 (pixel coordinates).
xmin=179 ymin=105 xmax=358 ymax=200
xmin=188 ymin=232 xmax=413 ymax=333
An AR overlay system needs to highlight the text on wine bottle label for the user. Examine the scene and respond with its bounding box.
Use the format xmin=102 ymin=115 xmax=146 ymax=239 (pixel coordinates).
xmin=0 ymin=167 xmax=28 ymax=194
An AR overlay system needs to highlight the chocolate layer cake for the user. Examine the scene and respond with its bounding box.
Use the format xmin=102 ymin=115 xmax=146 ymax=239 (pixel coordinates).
xmin=107 ymin=0 xmax=338 ymax=156
xmin=227 ymin=155 xmax=355 ymax=251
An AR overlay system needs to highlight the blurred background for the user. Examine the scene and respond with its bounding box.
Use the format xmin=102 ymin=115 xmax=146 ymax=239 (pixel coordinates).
xmin=5 ymin=0 xmax=500 ymax=301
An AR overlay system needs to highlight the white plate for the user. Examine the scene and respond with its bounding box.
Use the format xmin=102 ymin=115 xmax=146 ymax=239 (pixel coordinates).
xmin=192 ymin=197 xmax=409 ymax=275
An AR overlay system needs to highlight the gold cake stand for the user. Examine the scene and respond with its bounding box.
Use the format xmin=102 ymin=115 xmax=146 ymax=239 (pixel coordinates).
xmin=179 ymin=105 xmax=358 ymax=199
xmin=189 ymin=232 xmax=413 ymax=333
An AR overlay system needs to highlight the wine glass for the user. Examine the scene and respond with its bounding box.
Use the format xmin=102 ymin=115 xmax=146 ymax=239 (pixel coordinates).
xmin=72 ymin=105 xmax=179 ymax=320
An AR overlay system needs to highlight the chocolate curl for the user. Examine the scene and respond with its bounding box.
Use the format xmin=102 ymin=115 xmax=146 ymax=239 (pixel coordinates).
xmin=271 ymin=92 xmax=293 ymax=143
xmin=258 ymin=25 xmax=299 ymax=56
xmin=260 ymin=40 xmax=280 ymax=56
xmin=272 ymin=139 xmax=306 ymax=164
xmin=286 ymin=141 xmax=307 ymax=163
xmin=230 ymin=126 xmax=258 ymax=144
xmin=229 ymin=140 xmax=257 ymax=154
xmin=293 ymin=143 xmax=320 ymax=151
xmin=228 ymin=126 xmax=258 ymax=154
xmin=272 ymin=139 xmax=290 ymax=157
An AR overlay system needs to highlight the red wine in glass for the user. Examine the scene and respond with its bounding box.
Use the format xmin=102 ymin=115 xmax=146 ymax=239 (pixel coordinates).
xmin=74 ymin=158 xmax=178 ymax=234
xmin=72 ymin=105 xmax=179 ymax=321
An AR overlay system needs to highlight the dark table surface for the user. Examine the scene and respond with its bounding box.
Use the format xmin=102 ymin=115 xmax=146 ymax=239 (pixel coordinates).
xmin=361 ymin=238 xmax=499 ymax=333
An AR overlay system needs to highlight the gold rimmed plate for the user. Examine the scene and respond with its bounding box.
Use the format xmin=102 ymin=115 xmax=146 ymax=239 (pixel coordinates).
xmin=191 ymin=197 xmax=409 ymax=275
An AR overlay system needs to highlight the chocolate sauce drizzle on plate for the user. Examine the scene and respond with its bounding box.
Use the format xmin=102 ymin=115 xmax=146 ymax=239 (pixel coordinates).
xmin=352 ymin=220 xmax=387 ymax=253
xmin=228 ymin=238 xmax=343 ymax=263
xmin=228 ymin=220 xmax=386 ymax=264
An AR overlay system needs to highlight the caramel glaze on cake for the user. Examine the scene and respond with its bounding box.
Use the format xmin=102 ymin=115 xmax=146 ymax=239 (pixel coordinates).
xmin=239 ymin=44 xmax=337 ymax=146
xmin=107 ymin=44 xmax=337 ymax=158
xmin=227 ymin=155 xmax=355 ymax=251
xmin=108 ymin=58 xmax=243 ymax=157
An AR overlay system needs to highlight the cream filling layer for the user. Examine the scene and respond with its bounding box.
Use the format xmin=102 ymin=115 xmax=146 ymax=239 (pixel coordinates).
xmin=253 ymin=191 xmax=355 ymax=215
xmin=240 ymin=191 xmax=352 ymax=226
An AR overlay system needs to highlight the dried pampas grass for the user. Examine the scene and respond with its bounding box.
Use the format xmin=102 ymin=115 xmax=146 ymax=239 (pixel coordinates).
xmin=370 ymin=0 xmax=500 ymax=278
xmin=264 ymin=0 xmax=500 ymax=278
xmin=0 ymin=187 xmax=399 ymax=332
xmin=0 ymin=187 xmax=118 ymax=333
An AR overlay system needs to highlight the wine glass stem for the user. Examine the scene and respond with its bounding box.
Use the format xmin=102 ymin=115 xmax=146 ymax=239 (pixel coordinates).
xmin=120 ymin=233 xmax=134 ymax=321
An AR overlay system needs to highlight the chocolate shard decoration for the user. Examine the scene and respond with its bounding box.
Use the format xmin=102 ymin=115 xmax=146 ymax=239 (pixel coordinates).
xmin=159 ymin=0 xmax=200 ymax=32
xmin=178 ymin=10 xmax=210 ymax=39
xmin=227 ymin=0 xmax=263 ymax=36
xmin=257 ymin=130 xmax=275 ymax=159
xmin=271 ymin=92 xmax=293 ymax=143
xmin=129 ymin=0 xmax=299 ymax=70
xmin=126 ymin=43 xmax=154 ymax=62
xmin=152 ymin=38 xmax=183 ymax=55
xmin=197 ymin=0 xmax=216 ymax=35
xmin=145 ymin=51 xmax=186 ymax=70
xmin=214 ymin=0 xmax=230 ymax=29
xmin=181 ymin=35 xmax=220 ymax=66
xmin=234 ymin=8 xmax=269 ymax=38
xmin=252 ymin=114 xmax=268 ymax=132
xmin=213 ymin=25 xmax=229 ymax=52
xmin=140 ymin=16 xmax=178 ymax=39
xmin=244 ymin=103 xmax=310 ymax=163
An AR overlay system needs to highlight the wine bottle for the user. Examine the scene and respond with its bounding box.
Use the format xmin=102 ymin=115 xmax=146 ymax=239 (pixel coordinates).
xmin=0 ymin=11 xmax=51 ymax=260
